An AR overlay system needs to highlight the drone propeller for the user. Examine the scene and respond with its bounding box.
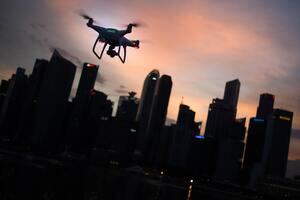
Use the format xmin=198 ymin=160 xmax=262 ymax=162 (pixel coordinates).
xmin=123 ymin=21 xmax=146 ymax=28
xmin=75 ymin=10 xmax=98 ymax=23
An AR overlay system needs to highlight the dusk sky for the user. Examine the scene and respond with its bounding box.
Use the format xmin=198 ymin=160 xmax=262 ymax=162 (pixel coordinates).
xmin=0 ymin=0 xmax=300 ymax=159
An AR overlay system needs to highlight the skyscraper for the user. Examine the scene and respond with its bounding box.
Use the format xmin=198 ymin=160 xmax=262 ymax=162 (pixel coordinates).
xmin=16 ymin=59 xmax=49 ymax=144
xmin=205 ymin=79 xmax=241 ymax=140
xmin=145 ymin=74 xmax=172 ymax=162
xmin=204 ymin=98 xmax=235 ymax=140
xmin=75 ymin=63 xmax=99 ymax=101
xmin=0 ymin=68 xmax=28 ymax=139
xmin=243 ymin=93 xmax=275 ymax=184
xmin=262 ymin=109 xmax=293 ymax=178
xmin=116 ymin=91 xmax=139 ymax=121
xmin=169 ymin=104 xmax=196 ymax=170
xmin=135 ymin=70 xmax=160 ymax=151
xmin=67 ymin=63 xmax=99 ymax=152
xmin=223 ymin=79 xmax=240 ymax=109
xmin=242 ymin=117 xmax=267 ymax=183
xmin=256 ymin=93 xmax=274 ymax=119
xmin=33 ymin=50 xmax=76 ymax=151
xmin=215 ymin=118 xmax=246 ymax=180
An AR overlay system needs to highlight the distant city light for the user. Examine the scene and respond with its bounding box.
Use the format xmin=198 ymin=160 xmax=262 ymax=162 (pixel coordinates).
xmin=86 ymin=63 xmax=97 ymax=68
xmin=190 ymin=179 xmax=193 ymax=183
xmin=195 ymin=135 xmax=205 ymax=139
xmin=253 ymin=118 xmax=264 ymax=122
xmin=279 ymin=116 xmax=291 ymax=121
xmin=130 ymin=128 xmax=137 ymax=133
xmin=160 ymin=171 xmax=164 ymax=175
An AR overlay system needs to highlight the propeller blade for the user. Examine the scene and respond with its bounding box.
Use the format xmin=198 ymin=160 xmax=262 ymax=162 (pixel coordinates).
xmin=75 ymin=10 xmax=98 ymax=23
xmin=122 ymin=21 xmax=147 ymax=28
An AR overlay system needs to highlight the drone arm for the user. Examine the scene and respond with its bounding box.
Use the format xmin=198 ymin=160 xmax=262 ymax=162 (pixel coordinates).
xmin=117 ymin=46 xmax=126 ymax=63
xmin=119 ymin=24 xmax=133 ymax=36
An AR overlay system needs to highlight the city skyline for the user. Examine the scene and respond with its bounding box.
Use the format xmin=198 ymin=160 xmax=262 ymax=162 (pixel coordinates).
xmin=0 ymin=0 xmax=299 ymax=159
xmin=0 ymin=50 xmax=297 ymax=198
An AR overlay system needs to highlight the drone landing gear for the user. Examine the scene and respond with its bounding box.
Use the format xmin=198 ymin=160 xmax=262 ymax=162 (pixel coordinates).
xmin=92 ymin=37 xmax=127 ymax=63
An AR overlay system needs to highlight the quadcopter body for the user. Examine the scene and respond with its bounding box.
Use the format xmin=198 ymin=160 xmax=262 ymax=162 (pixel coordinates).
xmin=83 ymin=15 xmax=140 ymax=63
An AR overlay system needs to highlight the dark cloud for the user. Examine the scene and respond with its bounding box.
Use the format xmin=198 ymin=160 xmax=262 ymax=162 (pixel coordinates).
xmin=114 ymin=88 xmax=129 ymax=94
xmin=166 ymin=117 xmax=176 ymax=125
xmin=114 ymin=85 xmax=129 ymax=94
xmin=96 ymin=73 xmax=106 ymax=85
xmin=291 ymin=129 xmax=300 ymax=140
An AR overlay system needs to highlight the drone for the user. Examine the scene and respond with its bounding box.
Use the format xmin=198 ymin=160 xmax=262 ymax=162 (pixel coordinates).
xmin=80 ymin=13 xmax=141 ymax=63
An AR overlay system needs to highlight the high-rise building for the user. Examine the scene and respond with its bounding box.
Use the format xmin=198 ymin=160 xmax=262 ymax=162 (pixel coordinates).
xmin=204 ymin=98 xmax=235 ymax=140
xmin=262 ymin=109 xmax=293 ymax=178
xmin=75 ymin=63 xmax=99 ymax=101
xmin=16 ymin=59 xmax=49 ymax=144
xmin=116 ymin=91 xmax=139 ymax=121
xmin=215 ymin=118 xmax=246 ymax=180
xmin=169 ymin=104 xmax=196 ymax=170
xmin=32 ymin=50 xmax=76 ymax=151
xmin=256 ymin=93 xmax=274 ymax=119
xmin=223 ymin=79 xmax=240 ymax=109
xmin=0 ymin=80 xmax=9 ymax=94
xmin=135 ymin=70 xmax=160 ymax=151
xmin=66 ymin=63 xmax=99 ymax=152
xmin=0 ymin=68 xmax=28 ymax=139
xmin=176 ymin=104 xmax=195 ymax=130
xmin=205 ymin=79 xmax=241 ymax=140
xmin=136 ymin=70 xmax=160 ymax=121
xmin=242 ymin=117 xmax=267 ymax=183
xmin=145 ymin=74 xmax=172 ymax=162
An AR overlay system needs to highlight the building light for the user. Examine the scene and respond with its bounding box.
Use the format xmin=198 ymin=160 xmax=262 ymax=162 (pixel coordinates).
xmin=86 ymin=63 xmax=97 ymax=68
xmin=279 ymin=116 xmax=291 ymax=121
xmin=253 ymin=118 xmax=264 ymax=122
xmin=130 ymin=128 xmax=137 ymax=133
xmin=190 ymin=179 xmax=194 ymax=183
xmin=195 ymin=135 xmax=205 ymax=139
xmin=160 ymin=171 xmax=164 ymax=175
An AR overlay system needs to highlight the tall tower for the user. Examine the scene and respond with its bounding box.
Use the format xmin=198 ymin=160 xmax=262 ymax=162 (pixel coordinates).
xmin=70 ymin=63 xmax=99 ymax=125
xmin=75 ymin=63 xmax=99 ymax=102
xmin=223 ymin=79 xmax=240 ymax=109
xmin=135 ymin=70 xmax=160 ymax=151
xmin=33 ymin=50 xmax=76 ymax=151
xmin=67 ymin=63 xmax=99 ymax=151
xmin=116 ymin=91 xmax=139 ymax=121
xmin=0 ymin=68 xmax=28 ymax=139
xmin=262 ymin=109 xmax=293 ymax=178
xmin=256 ymin=93 xmax=274 ymax=118
xmin=205 ymin=79 xmax=241 ymax=140
xmin=16 ymin=59 xmax=49 ymax=144
xmin=145 ymin=74 xmax=172 ymax=160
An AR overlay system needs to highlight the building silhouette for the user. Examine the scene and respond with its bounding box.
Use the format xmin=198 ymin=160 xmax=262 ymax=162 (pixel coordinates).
xmin=135 ymin=69 xmax=160 ymax=151
xmin=32 ymin=50 xmax=76 ymax=151
xmin=215 ymin=118 xmax=246 ymax=180
xmin=144 ymin=74 xmax=172 ymax=162
xmin=0 ymin=68 xmax=28 ymax=139
xmin=67 ymin=63 xmax=99 ymax=152
xmin=243 ymin=93 xmax=275 ymax=184
xmin=168 ymin=104 xmax=197 ymax=170
xmin=262 ymin=109 xmax=293 ymax=178
xmin=256 ymin=93 xmax=274 ymax=119
xmin=16 ymin=59 xmax=49 ymax=144
xmin=243 ymin=117 xmax=267 ymax=183
xmin=223 ymin=79 xmax=240 ymax=109
xmin=0 ymin=49 xmax=297 ymax=198
xmin=116 ymin=91 xmax=139 ymax=121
